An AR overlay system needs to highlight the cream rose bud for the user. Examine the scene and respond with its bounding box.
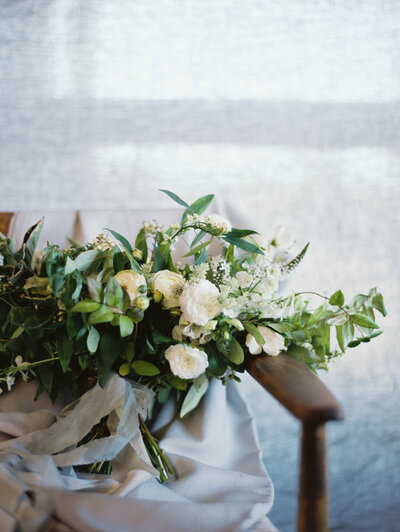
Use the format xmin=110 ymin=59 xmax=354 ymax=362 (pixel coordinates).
xmin=179 ymin=279 xmax=222 ymax=326
xmin=114 ymin=270 xmax=147 ymax=304
xmin=165 ymin=344 xmax=209 ymax=380
xmin=246 ymin=326 xmax=286 ymax=356
xmin=151 ymin=270 xmax=186 ymax=308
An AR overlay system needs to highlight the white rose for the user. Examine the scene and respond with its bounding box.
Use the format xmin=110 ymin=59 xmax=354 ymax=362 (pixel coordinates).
xmin=272 ymin=226 xmax=295 ymax=250
xmin=151 ymin=270 xmax=186 ymax=308
xmin=165 ymin=344 xmax=208 ymax=379
xmin=179 ymin=279 xmax=222 ymax=326
xmin=245 ymin=325 xmax=286 ymax=356
xmin=114 ymin=270 xmax=147 ymax=304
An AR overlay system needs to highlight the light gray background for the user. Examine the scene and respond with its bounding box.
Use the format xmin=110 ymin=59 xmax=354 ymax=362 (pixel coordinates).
xmin=0 ymin=1 xmax=399 ymax=531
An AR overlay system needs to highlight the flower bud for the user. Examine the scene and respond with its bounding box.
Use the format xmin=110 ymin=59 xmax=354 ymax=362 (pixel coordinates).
xmin=138 ymin=284 xmax=147 ymax=294
xmin=119 ymin=363 xmax=131 ymax=376
xmin=135 ymin=296 xmax=150 ymax=310
xmin=133 ymin=249 xmax=143 ymax=260
xmin=153 ymin=290 xmax=163 ymax=303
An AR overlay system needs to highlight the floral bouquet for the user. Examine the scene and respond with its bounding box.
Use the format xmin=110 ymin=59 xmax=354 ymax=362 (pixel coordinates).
xmin=0 ymin=190 xmax=386 ymax=482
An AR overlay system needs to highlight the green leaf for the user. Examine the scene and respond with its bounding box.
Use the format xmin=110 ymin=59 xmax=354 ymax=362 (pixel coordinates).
xmin=306 ymin=304 xmax=328 ymax=327
xmin=350 ymin=313 xmax=379 ymax=329
xmin=71 ymin=299 xmax=101 ymax=313
xmin=152 ymin=244 xmax=167 ymax=272
xmin=190 ymin=230 xmax=206 ymax=248
xmin=267 ymin=321 xmax=292 ymax=334
xmin=37 ymin=365 xmax=53 ymax=395
xmin=75 ymin=250 xmax=101 ymax=272
xmin=329 ymin=290 xmax=345 ymax=307
xmin=131 ymin=360 xmax=160 ymax=376
xmin=183 ymin=239 xmax=213 ymax=258
xmin=125 ymin=250 xmax=143 ymax=274
xmin=348 ymin=339 xmax=361 ymax=348
xmin=195 ymin=246 xmax=208 ymax=265
xmin=119 ymin=315 xmax=134 ymax=338
xmin=181 ymin=194 xmax=214 ymax=222
xmin=159 ymin=189 xmax=190 ymax=209
xmin=372 ymin=293 xmax=387 ymax=317
xmin=56 ymin=329 xmax=73 ymax=372
xmin=221 ymin=234 xmax=263 ymax=255
xmin=243 ymin=322 xmax=265 ymax=345
xmin=224 ymin=337 xmax=244 ymax=365
xmin=180 ymin=374 xmax=209 ymax=418
xmin=287 ymin=344 xmax=320 ymax=364
xmin=65 ymin=257 xmax=77 ymax=275
xmin=87 ymin=277 xmax=102 ymax=302
xmin=169 ymin=377 xmax=187 ymax=391
xmin=204 ymin=342 xmax=227 ymax=377
xmin=229 ymin=228 xmax=259 ymax=238
xmin=104 ymin=276 xmax=124 ymax=308
xmin=135 ymin=228 xmax=148 ymax=263
xmin=89 ymin=304 xmax=114 ymax=324
xmin=104 ymin=228 xmax=133 ymax=253
xmin=336 ymin=319 xmax=354 ymax=352
xmin=97 ymin=330 xmax=119 ymax=385
xmin=87 ymin=326 xmax=100 ymax=353
xmin=327 ymin=312 xmax=347 ymax=326
xmin=23 ymin=218 xmax=44 ymax=267
xmin=112 ymin=247 xmax=125 ymax=272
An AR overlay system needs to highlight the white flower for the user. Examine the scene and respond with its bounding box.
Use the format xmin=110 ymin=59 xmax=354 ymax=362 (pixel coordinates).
xmin=272 ymin=226 xmax=295 ymax=250
xmin=204 ymin=213 xmax=232 ymax=235
xmin=179 ymin=279 xmax=222 ymax=326
xmin=114 ymin=270 xmax=147 ymax=304
xmin=151 ymin=270 xmax=186 ymax=308
xmin=165 ymin=344 xmax=208 ymax=379
xmin=93 ymin=233 xmax=119 ymax=252
xmin=246 ymin=326 xmax=286 ymax=356
xmin=6 ymin=375 xmax=15 ymax=391
xmin=236 ymin=271 xmax=253 ymax=288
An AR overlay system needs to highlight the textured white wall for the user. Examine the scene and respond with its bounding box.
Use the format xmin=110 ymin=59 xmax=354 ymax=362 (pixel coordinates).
xmin=0 ymin=1 xmax=399 ymax=530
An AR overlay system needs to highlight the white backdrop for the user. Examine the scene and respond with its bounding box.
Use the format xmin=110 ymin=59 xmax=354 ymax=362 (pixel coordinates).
xmin=0 ymin=1 xmax=399 ymax=530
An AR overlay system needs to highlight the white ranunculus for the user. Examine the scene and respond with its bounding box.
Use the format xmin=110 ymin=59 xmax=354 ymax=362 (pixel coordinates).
xmin=151 ymin=270 xmax=186 ymax=308
xmin=179 ymin=279 xmax=222 ymax=326
xmin=114 ymin=270 xmax=147 ymax=303
xmin=272 ymin=226 xmax=295 ymax=250
xmin=165 ymin=344 xmax=208 ymax=379
xmin=246 ymin=325 xmax=286 ymax=356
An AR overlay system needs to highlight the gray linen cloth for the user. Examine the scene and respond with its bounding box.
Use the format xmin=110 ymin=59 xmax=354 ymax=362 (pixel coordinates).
xmin=0 ymin=210 xmax=276 ymax=532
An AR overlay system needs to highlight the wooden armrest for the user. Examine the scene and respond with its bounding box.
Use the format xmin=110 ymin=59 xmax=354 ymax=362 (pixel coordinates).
xmin=246 ymin=353 xmax=344 ymax=425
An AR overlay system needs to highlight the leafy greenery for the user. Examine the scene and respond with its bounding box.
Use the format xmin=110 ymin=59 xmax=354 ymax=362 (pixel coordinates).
xmin=0 ymin=189 xmax=386 ymax=483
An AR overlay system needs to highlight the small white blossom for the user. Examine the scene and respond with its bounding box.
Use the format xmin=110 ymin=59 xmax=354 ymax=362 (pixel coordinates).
xmin=93 ymin=233 xmax=118 ymax=252
xmin=236 ymin=271 xmax=253 ymax=288
xmin=165 ymin=344 xmax=208 ymax=379
xmin=203 ymin=213 xmax=232 ymax=235
xmin=6 ymin=375 xmax=15 ymax=391
xmin=189 ymin=263 xmax=210 ymax=284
